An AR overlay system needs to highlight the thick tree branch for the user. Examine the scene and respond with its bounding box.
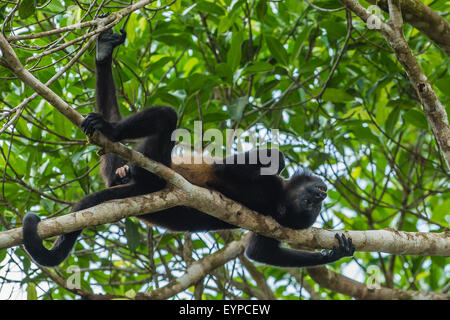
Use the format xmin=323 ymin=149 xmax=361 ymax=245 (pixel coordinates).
xmin=339 ymin=0 xmax=450 ymax=170
xmin=307 ymin=266 xmax=450 ymax=300
xmin=0 ymin=190 xmax=448 ymax=256
xmin=366 ymin=0 xmax=450 ymax=56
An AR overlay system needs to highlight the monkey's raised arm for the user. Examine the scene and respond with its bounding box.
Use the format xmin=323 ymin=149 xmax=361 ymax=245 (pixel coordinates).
xmin=245 ymin=233 xmax=354 ymax=267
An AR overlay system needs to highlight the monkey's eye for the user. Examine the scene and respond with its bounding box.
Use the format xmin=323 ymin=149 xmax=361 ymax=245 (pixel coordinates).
xmin=303 ymin=199 xmax=310 ymax=206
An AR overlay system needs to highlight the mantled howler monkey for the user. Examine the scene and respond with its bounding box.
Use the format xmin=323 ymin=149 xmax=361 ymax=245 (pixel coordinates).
xmin=22 ymin=27 xmax=355 ymax=268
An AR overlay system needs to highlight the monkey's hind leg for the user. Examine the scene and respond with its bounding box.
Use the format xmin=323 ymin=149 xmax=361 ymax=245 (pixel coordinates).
xmin=95 ymin=25 xmax=127 ymax=186
xmin=96 ymin=28 xmax=126 ymax=62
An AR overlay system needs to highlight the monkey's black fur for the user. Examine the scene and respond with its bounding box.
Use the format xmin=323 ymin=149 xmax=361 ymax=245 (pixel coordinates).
xmin=22 ymin=28 xmax=355 ymax=268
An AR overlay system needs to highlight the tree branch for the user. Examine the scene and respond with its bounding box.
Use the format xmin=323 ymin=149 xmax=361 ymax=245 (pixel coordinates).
xmin=7 ymin=0 xmax=158 ymax=42
xmin=366 ymin=0 xmax=450 ymax=56
xmin=0 ymin=189 xmax=448 ymax=256
xmin=307 ymin=266 xmax=450 ymax=300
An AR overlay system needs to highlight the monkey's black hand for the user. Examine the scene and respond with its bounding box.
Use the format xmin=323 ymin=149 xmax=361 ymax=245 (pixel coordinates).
xmin=96 ymin=19 xmax=127 ymax=62
xmin=81 ymin=113 xmax=117 ymax=141
xmin=321 ymin=234 xmax=355 ymax=263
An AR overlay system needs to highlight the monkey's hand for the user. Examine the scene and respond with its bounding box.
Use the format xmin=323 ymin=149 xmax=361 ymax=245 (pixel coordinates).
xmin=81 ymin=113 xmax=118 ymax=141
xmin=112 ymin=165 xmax=131 ymax=185
xmin=320 ymin=234 xmax=355 ymax=263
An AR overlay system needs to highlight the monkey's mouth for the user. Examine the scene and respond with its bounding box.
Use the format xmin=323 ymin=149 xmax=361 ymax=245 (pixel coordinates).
xmin=315 ymin=185 xmax=327 ymax=193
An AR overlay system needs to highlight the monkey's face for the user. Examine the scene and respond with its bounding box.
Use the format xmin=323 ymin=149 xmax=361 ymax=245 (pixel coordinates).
xmin=280 ymin=174 xmax=327 ymax=230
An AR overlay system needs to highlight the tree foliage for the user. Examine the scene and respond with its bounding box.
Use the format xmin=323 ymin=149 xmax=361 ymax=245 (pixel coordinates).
xmin=0 ymin=0 xmax=448 ymax=300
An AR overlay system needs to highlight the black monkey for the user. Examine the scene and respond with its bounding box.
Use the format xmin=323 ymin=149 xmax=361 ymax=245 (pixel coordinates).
xmin=22 ymin=28 xmax=355 ymax=268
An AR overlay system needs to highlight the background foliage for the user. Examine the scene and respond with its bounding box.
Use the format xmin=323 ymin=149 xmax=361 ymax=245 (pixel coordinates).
xmin=0 ymin=0 xmax=448 ymax=299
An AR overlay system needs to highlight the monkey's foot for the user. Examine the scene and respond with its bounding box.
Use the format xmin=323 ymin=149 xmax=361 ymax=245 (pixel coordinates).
xmin=96 ymin=16 xmax=126 ymax=62
xmin=321 ymin=234 xmax=355 ymax=263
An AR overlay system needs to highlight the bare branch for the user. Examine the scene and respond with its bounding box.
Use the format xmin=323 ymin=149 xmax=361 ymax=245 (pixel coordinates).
xmin=0 ymin=188 xmax=448 ymax=256
xmin=7 ymin=0 xmax=158 ymax=42
xmin=307 ymin=266 xmax=450 ymax=300
xmin=366 ymin=0 xmax=450 ymax=56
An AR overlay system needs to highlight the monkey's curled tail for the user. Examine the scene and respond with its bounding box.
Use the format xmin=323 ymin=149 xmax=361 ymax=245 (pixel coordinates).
xmin=22 ymin=213 xmax=81 ymax=267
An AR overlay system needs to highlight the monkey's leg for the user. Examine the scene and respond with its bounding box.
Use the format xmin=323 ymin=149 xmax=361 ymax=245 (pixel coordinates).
xmin=245 ymin=233 xmax=355 ymax=267
xmin=23 ymin=183 xmax=147 ymax=267
xmin=122 ymin=128 xmax=176 ymax=186
xmin=82 ymin=106 xmax=177 ymax=186
xmin=96 ymin=28 xmax=125 ymax=122
xmin=95 ymin=27 xmax=127 ymax=186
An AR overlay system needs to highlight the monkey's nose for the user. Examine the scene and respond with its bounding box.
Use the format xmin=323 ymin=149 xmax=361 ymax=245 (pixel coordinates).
xmin=313 ymin=189 xmax=327 ymax=201
xmin=313 ymin=183 xmax=327 ymax=201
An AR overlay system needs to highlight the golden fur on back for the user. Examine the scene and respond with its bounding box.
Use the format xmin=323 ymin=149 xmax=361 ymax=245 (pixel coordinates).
xmin=170 ymin=152 xmax=217 ymax=188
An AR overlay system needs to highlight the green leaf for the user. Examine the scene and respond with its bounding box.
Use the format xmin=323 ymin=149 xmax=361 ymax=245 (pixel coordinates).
xmin=432 ymin=198 xmax=450 ymax=222
xmin=218 ymin=15 xmax=234 ymax=34
xmin=321 ymin=19 xmax=347 ymax=42
xmin=290 ymin=108 xmax=305 ymax=135
xmin=375 ymin=104 xmax=390 ymax=126
xmin=351 ymin=126 xmax=380 ymax=145
xmin=321 ymin=88 xmax=354 ymax=103
xmin=256 ymin=0 xmax=268 ymax=21
xmin=342 ymin=106 xmax=364 ymax=118
xmin=126 ymin=14 xmax=137 ymax=44
xmin=385 ymin=107 xmax=400 ymax=135
xmin=125 ymin=219 xmax=140 ymax=252
xmin=243 ymin=61 xmax=274 ymax=74
xmin=265 ymin=36 xmax=289 ymax=66
xmin=229 ymin=96 xmax=248 ymax=121
xmin=27 ymin=283 xmax=37 ymax=300
xmin=196 ymin=1 xmax=225 ymax=16
xmin=0 ymin=249 xmax=7 ymax=264
xmin=216 ymin=63 xmax=233 ymax=83
xmin=403 ymin=109 xmax=429 ymax=129
xmin=291 ymin=28 xmax=308 ymax=63
xmin=19 ymin=0 xmax=36 ymax=19
xmin=255 ymin=79 xmax=279 ymax=98
xmin=154 ymin=34 xmax=191 ymax=47
xmin=185 ymin=73 xmax=210 ymax=93
xmin=227 ymin=30 xmax=243 ymax=72
xmin=53 ymin=109 xmax=70 ymax=137
xmin=45 ymin=0 xmax=64 ymax=12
